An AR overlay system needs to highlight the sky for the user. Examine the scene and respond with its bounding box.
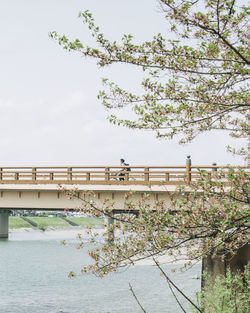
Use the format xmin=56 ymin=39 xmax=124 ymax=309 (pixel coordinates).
xmin=0 ymin=0 xmax=246 ymax=167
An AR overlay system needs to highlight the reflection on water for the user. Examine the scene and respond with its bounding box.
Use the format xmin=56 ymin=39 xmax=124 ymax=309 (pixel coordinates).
xmin=0 ymin=232 xmax=201 ymax=313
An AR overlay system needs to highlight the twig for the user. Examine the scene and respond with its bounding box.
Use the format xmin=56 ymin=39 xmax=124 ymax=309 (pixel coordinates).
xmin=165 ymin=272 xmax=187 ymax=313
xmin=129 ymin=283 xmax=147 ymax=313
xmin=152 ymin=257 xmax=203 ymax=313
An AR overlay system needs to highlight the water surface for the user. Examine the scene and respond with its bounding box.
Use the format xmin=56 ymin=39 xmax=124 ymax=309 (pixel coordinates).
xmin=0 ymin=232 xmax=201 ymax=313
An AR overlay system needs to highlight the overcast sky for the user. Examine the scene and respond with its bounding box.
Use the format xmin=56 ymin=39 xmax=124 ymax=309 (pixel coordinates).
xmin=0 ymin=0 xmax=246 ymax=167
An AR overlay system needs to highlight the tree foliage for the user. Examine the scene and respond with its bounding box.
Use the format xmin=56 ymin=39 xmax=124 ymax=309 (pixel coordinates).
xmin=64 ymin=168 xmax=249 ymax=278
xmin=50 ymin=0 xmax=249 ymax=149
xmin=51 ymin=2 xmax=250 ymax=310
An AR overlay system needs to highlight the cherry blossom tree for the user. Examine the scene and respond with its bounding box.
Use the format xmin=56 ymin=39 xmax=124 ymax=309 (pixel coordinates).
xmin=50 ymin=0 xmax=249 ymax=154
xmin=51 ymin=1 xmax=249 ymax=311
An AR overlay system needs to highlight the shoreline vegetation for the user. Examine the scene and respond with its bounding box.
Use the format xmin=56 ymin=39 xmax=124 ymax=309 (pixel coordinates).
xmin=9 ymin=216 xmax=104 ymax=232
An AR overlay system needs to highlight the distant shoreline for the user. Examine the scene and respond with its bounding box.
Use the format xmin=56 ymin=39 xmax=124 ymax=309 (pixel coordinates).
xmin=9 ymin=225 xmax=104 ymax=237
xmin=8 ymin=227 xmax=201 ymax=268
xmin=8 ymin=226 xmax=105 ymax=242
xmin=9 ymin=216 xmax=104 ymax=232
xmin=9 ymin=226 xmax=95 ymax=233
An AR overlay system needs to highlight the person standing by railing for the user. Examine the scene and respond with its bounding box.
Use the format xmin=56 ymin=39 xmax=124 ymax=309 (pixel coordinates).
xmin=119 ymin=158 xmax=131 ymax=181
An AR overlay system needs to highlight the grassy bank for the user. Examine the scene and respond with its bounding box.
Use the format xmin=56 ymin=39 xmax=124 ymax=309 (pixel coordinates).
xmin=9 ymin=217 xmax=32 ymax=229
xmin=9 ymin=216 xmax=104 ymax=231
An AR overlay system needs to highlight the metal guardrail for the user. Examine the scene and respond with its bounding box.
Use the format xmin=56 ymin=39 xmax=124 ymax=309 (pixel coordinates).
xmin=0 ymin=165 xmax=248 ymax=185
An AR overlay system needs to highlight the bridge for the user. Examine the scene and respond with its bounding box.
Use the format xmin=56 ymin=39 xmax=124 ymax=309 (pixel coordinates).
xmin=0 ymin=159 xmax=248 ymax=238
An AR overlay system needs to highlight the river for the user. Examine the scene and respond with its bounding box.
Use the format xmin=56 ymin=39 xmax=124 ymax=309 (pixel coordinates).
xmin=0 ymin=231 xmax=201 ymax=313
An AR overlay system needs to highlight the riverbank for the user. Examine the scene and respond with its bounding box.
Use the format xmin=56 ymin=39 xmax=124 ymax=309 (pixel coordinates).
xmin=9 ymin=216 xmax=104 ymax=231
xmin=8 ymin=227 xmax=200 ymax=268
xmin=9 ymin=226 xmax=98 ymax=241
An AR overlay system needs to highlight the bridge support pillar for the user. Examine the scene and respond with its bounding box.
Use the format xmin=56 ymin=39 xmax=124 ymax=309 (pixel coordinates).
xmin=201 ymin=243 xmax=250 ymax=289
xmin=0 ymin=210 xmax=10 ymax=239
xmin=104 ymin=215 xmax=114 ymax=243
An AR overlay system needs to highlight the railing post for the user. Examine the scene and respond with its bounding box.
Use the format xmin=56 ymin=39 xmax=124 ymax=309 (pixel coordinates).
xmin=50 ymin=173 xmax=54 ymax=181
xmin=15 ymin=172 xmax=19 ymax=181
xmin=32 ymin=168 xmax=36 ymax=181
xmin=86 ymin=172 xmax=90 ymax=182
xmin=144 ymin=167 xmax=149 ymax=182
xmin=212 ymin=163 xmax=217 ymax=172
xmin=211 ymin=162 xmax=217 ymax=180
xmin=165 ymin=172 xmax=169 ymax=182
xmin=67 ymin=167 xmax=72 ymax=181
xmin=125 ymin=171 xmax=129 ymax=182
xmin=105 ymin=167 xmax=110 ymax=181
xmin=186 ymin=156 xmax=191 ymax=185
xmin=0 ymin=168 xmax=2 ymax=181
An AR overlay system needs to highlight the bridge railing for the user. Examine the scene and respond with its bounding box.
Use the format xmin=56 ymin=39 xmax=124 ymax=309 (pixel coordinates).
xmin=0 ymin=165 xmax=248 ymax=185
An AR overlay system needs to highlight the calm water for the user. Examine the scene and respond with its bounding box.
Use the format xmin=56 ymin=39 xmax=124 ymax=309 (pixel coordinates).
xmin=0 ymin=232 xmax=201 ymax=313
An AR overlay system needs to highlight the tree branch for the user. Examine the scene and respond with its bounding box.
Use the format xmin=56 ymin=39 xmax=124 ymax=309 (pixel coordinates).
xmin=152 ymin=257 xmax=202 ymax=313
xmin=129 ymin=283 xmax=147 ymax=313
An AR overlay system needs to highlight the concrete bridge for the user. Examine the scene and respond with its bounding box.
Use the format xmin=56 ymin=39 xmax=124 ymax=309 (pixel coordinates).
xmin=0 ymin=160 xmax=248 ymax=238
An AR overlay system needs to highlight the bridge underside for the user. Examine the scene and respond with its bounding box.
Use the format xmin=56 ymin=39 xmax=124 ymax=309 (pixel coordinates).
xmin=0 ymin=184 xmax=172 ymax=210
xmin=0 ymin=184 xmax=173 ymax=238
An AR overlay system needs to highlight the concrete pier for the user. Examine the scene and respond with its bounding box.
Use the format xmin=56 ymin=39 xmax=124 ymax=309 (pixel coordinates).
xmin=104 ymin=215 xmax=114 ymax=243
xmin=0 ymin=210 xmax=9 ymax=239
